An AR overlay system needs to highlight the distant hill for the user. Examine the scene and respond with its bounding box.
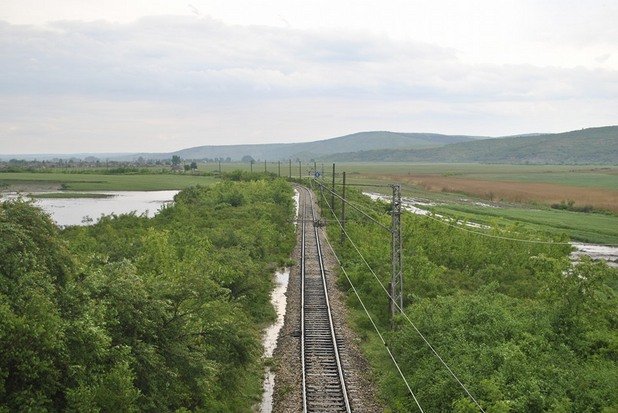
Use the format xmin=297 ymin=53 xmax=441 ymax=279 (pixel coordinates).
xmin=124 ymin=131 xmax=482 ymax=161
xmin=3 ymin=127 xmax=615 ymax=164
xmin=321 ymin=126 xmax=618 ymax=164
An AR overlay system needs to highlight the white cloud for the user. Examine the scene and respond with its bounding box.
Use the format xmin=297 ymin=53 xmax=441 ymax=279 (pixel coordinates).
xmin=0 ymin=14 xmax=617 ymax=153
xmin=3 ymin=17 xmax=615 ymax=100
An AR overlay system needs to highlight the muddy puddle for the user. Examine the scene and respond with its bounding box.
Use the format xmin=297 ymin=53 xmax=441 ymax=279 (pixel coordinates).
xmin=259 ymin=268 xmax=290 ymax=413
xmin=258 ymin=190 xmax=299 ymax=412
xmin=571 ymin=243 xmax=618 ymax=268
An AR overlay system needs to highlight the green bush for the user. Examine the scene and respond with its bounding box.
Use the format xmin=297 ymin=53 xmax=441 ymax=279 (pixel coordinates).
xmin=0 ymin=179 xmax=296 ymax=412
xmin=317 ymin=183 xmax=618 ymax=412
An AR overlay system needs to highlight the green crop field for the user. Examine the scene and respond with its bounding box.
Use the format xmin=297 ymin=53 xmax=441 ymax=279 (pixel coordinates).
xmin=0 ymin=172 xmax=217 ymax=191
xmin=463 ymin=171 xmax=618 ymax=190
xmin=430 ymin=204 xmax=618 ymax=245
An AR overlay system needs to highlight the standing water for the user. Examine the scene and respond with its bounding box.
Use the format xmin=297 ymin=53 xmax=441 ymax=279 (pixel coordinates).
xmin=259 ymin=268 xmax=290 ymax=413
xmin=0 ymin=191 xmax=178 ymax=226
xmin=363 ymin=192 xmax=618 ymax=268
xmin=258 ymin=189 xmax=299 ymax=412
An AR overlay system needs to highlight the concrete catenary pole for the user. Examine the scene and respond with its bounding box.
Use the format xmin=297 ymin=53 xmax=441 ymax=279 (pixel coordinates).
xmin=390 ymin=184 xmax=403 ymax=326
xmin=331 ymin=163 xmax=336 ymax=211
xmin=340 ymin=171 xmax=346 ymax=244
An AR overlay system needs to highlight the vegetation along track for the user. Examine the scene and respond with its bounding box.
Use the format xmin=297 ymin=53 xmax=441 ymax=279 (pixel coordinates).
xmin=298 ymin=186 xmax=352 ymax=412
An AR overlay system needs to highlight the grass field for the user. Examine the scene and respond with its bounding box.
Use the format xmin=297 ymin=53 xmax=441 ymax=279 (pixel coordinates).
xmin=393 ymin=175 xmax=617 ymax=212
xmin=464 ymin=171 xmax=618 ymax=190
xmin=332 ymin=163 xmax=618 ymax=213
xmin=352 ymin=179 xmax=618 ymax=245
xmin=310 ymin=163 xmax=618 ymax=245
xmin=3 ymin=164 xmax=617 ymax=244
xmin=0 ymin=172 xmax=216 ymax=191
xmin=431 ymin=204 xmax=618 ymax=245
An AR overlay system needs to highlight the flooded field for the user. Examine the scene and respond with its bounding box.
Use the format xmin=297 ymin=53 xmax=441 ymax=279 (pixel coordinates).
xmin=369 ymin=172 xmax=618 ymax=213
xmin=571 ymin=243 xmax=618 ymax=268
xmin=364 ymin=192 xmax=618 ymax=268
xmin=0 ymin=190 xmax=179 ymax=226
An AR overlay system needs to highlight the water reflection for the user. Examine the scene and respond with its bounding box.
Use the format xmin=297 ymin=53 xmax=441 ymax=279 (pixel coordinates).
xmin=1 ymin=191 xmax=179 ymax=226
xmin=260 ymin=268 xmax=290 ymax=413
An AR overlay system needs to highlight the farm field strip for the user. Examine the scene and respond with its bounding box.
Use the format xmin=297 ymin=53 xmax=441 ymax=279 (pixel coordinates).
xmin=328 ymin=162 xmax=618 ymax=176
xmin=0 ymin=172 xmax=216 ymax=191
xmin=432 ymin=204 xmax=618 ymax=245
xmin=352 ymin=174 xmax=618 ymax=212
xmin=365 ymin=192 xmax=618 ymax=266
xmin=463 ymin=172 xmax=618 ymax=190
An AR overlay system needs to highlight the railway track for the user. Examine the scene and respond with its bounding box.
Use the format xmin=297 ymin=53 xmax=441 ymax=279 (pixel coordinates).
xmin=299 ymin=186 xmax=352 ymax=413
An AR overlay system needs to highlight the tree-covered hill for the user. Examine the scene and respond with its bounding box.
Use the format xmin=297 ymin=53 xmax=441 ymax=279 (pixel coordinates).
xmin=5 ymin=126 xmax=616 ymax=164
xmin=321 ymin=126 xmax=618 ymax=164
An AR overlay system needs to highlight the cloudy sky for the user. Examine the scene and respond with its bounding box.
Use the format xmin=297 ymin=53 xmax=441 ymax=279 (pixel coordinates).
xmin=1 ymin=0 xmax=617 ymax=154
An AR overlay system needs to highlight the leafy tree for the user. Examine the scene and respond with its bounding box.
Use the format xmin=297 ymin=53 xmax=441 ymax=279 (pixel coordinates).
xmin=0 ymin=179 xmax=296 ymax=412
xmin=0 ymin=200 xmax=70 ymax=411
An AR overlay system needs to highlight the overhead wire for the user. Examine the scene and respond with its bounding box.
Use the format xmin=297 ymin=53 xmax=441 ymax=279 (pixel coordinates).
xmin=318 ymin=186 xmax=487 ymax=413
xmin=420 ymin=212 xmax=576 ymax=245
xmin=332 ymin=182 xmax=394 ymax=188
xmin=317 ymin=178 xmax=617 ymax=247
xmin=322 ymin=226 xmax=425 ymax=412
xmin=315 ymin=179 xmax=392 ymax=232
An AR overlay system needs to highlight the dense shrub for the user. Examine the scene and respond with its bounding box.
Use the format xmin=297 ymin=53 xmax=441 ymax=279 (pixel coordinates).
xmin=0 ymin=179 xmax=295 ymax=412
xmin=317 ymin=183 xmax=618 ymax=412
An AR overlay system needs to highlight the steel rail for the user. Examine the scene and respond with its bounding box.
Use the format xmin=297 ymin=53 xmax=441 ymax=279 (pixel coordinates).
xmin=299 ymin=186 xmax=352 ymax=413
xmin=300 ymin=187 xmax=308 ymax=413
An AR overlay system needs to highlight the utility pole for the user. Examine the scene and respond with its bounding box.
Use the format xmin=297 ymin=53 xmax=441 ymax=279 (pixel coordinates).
xmin=340 ymin=171 xmax=346 ymax=244
xmin=278 ymin=161 xmax=281 ymax=177
xmin=264 ymin=159 xmax=267 ymax=173
xmin=390 ymin=184 xmax=403 ymax=326
xmin=218 ymin=160 xmax=221 ymax=175
xmin=331 ymin=163 xmax=336 ymax=211
xmin=298 ymin=160 xmax=302 ymax=179
xmin=250 ymin=160 xmax=254 ymax=173
xmin=289 ymin=159 xmax=292 ymax=179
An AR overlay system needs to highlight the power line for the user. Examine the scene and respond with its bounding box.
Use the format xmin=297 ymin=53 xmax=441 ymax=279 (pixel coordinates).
xmin=322 ymin=227 xmax=424 ymax=412
xmin=324 ymin=183 xmax=613 ymax=247
xmin=371 ymin=191 xmax=618 ymax=247
xmin=319 ymin=189 xmax=487 ymax=413
xmin=334 ymin=182 xmax=394 ymax=188
xmin=316 ymin=179 xmax=392 ymax=232
xmin=420 ymin=213 xmax=578 ymax=245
